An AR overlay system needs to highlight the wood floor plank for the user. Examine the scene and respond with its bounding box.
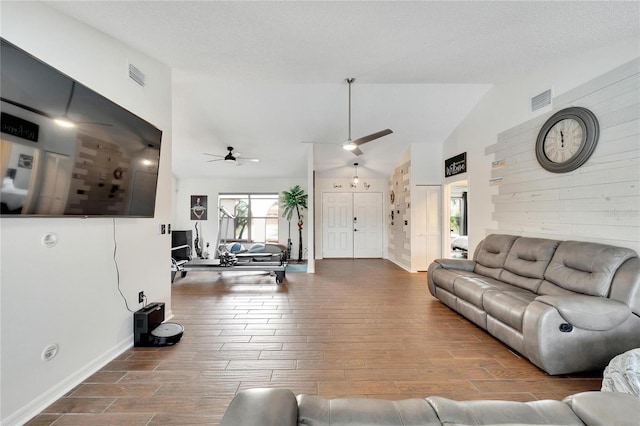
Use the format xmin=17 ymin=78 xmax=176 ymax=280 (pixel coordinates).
xmin=28 ymin=259 xmax=602 ymax=425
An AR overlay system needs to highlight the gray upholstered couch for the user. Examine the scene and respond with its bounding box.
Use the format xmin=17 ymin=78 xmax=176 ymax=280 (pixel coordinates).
xmin=220 ymin=388 xmax=640 ymax=426
xmin=428 ymin=234 xmax=640 ymax=375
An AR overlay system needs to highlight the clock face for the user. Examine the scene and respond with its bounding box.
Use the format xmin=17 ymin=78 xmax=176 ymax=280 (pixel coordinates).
xmin=543 ymin=118 xmax=584 ymax=164
xmin=535 ymin=107 xmax=599 ymax=173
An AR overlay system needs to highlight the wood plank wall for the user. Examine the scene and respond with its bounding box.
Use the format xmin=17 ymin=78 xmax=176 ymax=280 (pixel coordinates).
xmin=485 ymin=59 xmax=640 ymax=253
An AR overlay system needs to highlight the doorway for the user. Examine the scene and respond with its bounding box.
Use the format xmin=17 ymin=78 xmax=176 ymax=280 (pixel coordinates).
xmin=322 ymin=192 xmax=383 ymax=258
xmin=413 ymin=185 xmax=442 ymax=271
xmin=445 ymin=179 xmax=468 ymax=259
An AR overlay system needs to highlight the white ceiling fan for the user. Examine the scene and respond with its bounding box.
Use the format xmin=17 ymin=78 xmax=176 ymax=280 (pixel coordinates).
xmin=304 ymin=77 xmax=393 ymax=156
xmin=203 ymin=146 xmax=259 ymax=166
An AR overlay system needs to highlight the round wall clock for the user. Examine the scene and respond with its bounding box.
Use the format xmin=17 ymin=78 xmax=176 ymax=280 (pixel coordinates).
xmin=535 ymin=106 xmax=599 ymax=173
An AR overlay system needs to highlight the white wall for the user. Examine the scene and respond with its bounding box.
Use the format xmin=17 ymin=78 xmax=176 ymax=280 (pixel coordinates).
xmin=173 ymin=177 xmax=309 ymax=260
xmin=0 ymin=3 xmax=173 ymax=425
xmin=442 ymin=36 xmax=640 ymax=255
xmin=410 ymin=143 xmax=443 ymax=185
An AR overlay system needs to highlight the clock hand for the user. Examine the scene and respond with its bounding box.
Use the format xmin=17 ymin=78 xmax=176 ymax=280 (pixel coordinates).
xmin=560 ymin=130 xmax=564 ymax=148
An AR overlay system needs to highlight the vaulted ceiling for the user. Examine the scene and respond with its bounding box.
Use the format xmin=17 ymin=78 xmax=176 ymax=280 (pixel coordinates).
xmin=45 ymin=1 xmax=640 ymax=180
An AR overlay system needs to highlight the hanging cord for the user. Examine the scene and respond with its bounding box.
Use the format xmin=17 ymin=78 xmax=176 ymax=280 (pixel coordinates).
xmin=113 ymin=218 xmax=134 ymax=312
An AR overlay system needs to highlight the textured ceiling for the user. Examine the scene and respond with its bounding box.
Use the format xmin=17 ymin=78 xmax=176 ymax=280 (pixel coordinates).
xmin=45 ymin=1 xmax=640 ymax=180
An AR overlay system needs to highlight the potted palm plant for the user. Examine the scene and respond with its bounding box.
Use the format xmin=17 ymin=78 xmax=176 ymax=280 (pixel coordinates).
xmin=280 ymin=185 xmax=308 ymax=262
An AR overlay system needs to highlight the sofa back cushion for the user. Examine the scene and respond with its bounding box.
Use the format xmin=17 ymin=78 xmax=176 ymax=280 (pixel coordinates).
xmin=502 ymin=238 xmax=560 ymax=292
xmin=473 ymin=234 xmax=519 ymax=280
xmin=544 ymin=241 xmax=638 ymax=297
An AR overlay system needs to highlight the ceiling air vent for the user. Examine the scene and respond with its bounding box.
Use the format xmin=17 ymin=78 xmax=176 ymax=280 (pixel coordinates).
xmin=128 ymin=63 xmax=146 ymax=87
xmin=531 ymin=89 xmax=551 ymax=112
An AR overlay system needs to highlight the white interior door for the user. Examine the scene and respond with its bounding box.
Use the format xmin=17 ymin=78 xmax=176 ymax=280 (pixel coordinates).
xmin=322 ymin=192 xmax=353 ymax=257
xmin=322 ymin=192 xmax=383 ymax=258
xmin=35 ymin=152 xmax=72 ymax=215
xmin=414 ymin=185 xmax=442 ymax=271
xmin=353 ymin=192 xmax=383 ymax=258
xmin=129 ymin=170 xmax=158 ymax=216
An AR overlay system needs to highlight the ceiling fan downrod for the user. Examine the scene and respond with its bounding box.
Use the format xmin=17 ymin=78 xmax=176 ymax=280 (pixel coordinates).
xmin=344 ymin=77 xmax=356 ymax=151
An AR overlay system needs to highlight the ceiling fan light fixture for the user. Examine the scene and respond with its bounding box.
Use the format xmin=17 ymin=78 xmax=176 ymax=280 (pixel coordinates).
xmin=54 ymin=117 xmax=75 ymax=128
xmin=342 ymin=141 xmax=357 ymax=151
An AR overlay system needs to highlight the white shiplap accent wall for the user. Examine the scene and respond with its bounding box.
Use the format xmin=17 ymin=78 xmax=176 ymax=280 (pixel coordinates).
xmin=485 ymin=59 xmax=640 ymax=253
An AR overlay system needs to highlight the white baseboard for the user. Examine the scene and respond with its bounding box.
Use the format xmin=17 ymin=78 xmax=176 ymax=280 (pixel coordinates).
xmin=1 ymin=336 xmax=133 ymax=426
xmin=387 ymin=257 xmax=412 ymax=272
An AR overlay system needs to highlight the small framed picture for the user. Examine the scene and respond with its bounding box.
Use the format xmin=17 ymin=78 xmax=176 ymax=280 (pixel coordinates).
xmin=190 ymin=195 xmax=208 ymax=220
xmin=18 ymin=154 xmax=33 ymax=169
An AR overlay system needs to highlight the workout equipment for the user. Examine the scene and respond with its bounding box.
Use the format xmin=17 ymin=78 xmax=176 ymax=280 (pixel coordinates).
xmin=173 ymin=205 xmax=287 ymax=284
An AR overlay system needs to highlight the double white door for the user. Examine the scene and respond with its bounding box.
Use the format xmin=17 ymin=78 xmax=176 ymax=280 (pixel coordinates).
xmin=322 ymin=192 xmax=383 ymax=258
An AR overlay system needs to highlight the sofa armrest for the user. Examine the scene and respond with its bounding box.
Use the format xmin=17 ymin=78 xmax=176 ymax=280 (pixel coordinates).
xmin=220 ymin=388 xmax=298 ymax=426
xmin=433 ymin=258 xmax=476 ymax=271
xmin=535 ymin=295 xmax=631 ymax=331
xmin=564 ymin=391 xmax=640 ymax=426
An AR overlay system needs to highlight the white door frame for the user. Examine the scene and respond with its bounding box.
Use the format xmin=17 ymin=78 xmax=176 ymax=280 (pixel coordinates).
xmin=443 ymin=177 xmax=469 ymax=259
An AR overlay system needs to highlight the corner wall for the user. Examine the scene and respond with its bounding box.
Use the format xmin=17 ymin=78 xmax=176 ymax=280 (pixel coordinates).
xmin=0 ymin=3 xmax=173 ymax=424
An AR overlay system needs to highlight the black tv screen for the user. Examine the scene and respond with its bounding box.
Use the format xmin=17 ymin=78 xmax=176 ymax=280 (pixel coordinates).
xmin=0 ymin=38 xmax=162 ymax=217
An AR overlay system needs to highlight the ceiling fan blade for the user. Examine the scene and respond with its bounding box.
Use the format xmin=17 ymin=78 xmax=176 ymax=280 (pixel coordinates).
xmin=350 ymin=147 xmax=364 ymax=156
xmin=352 ymin=129 xmax=393 ymax=146
xmin=76 ymin=120 xmax=113 ymax=127
xmin=235 ymin=158 xmax=259 ymax=166
xmin=2 ymin=96 xmax=54 ymax=119
xmin=203 ymin=153 xmax=224 ymax=158
xmin=206 ymin=158 xmax=224 ymax=162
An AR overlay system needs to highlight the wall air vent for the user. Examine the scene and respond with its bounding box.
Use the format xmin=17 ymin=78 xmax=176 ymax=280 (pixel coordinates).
xmin=531 ymin=89 xmax=551 ymax=112
xmin=128 ymin=63 xmax=146 ymax=87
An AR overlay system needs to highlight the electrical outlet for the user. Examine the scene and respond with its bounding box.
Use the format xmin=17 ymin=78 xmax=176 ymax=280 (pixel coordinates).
xmin=138 ymin=291 xmax=145 ymax=303
xmin=160 ymin=224 xmax=166 ymax=234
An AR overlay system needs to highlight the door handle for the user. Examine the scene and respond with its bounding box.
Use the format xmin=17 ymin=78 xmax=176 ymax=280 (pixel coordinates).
xmin=354 ymin=229 xmax=359 ymax=232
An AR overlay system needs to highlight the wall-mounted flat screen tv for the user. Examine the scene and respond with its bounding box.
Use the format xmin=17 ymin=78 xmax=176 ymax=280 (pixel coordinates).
xmin=0 ymin=38 xmax=163 ymax=217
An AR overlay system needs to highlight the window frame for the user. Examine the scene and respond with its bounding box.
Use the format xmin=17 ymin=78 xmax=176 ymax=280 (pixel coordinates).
xmin=218 ymin=193 xmax=279 ymax=243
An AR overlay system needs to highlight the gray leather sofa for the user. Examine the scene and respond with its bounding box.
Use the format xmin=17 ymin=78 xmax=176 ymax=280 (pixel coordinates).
xmin=428 ymin=234 xmax=640 ymax=375
xmin=220 ymin=388 xmax=640 ymax=426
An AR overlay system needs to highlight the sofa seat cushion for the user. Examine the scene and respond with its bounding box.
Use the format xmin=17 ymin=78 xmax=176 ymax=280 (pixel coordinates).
xmin=426 ymin=396 xmax=584 ymax=426
xmin=483 ymin=289 xmax=537 ymax=332
xmin=297 ymin=394 xmax=441 ymax=426
xmin=453 ymin=277 xmax=516 ymax=308
xmin=430 ymin=268 xmax=489 ymax=294
xmin=545 ymin=241 xmax=637 ymax=297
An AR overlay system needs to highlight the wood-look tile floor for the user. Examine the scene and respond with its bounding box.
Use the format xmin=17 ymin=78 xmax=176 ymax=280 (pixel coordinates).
xmin=28 ymin=259 xmax=602 ymax=425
